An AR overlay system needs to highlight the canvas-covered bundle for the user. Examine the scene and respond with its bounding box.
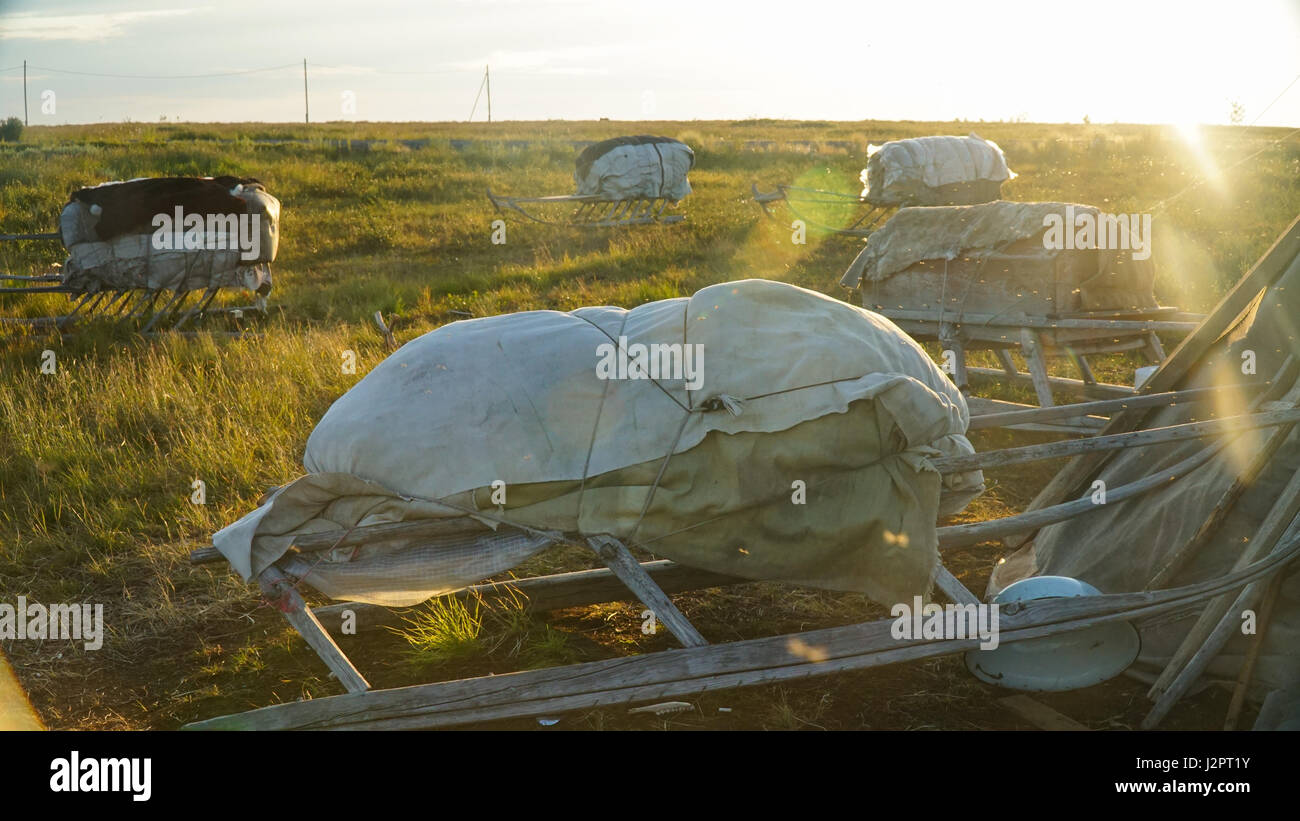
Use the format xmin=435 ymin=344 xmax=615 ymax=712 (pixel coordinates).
xmin=574 ymin=136 xmax=694 ymax=201
xmin=58 ymin=177 xmax=279 ymax=295
xmin=213 ymin=279 xmax=984 ymax=607
xmin=990 ymin=247 xmax=1300 ymax=705
xmin=842 ymin=201 xmax=1158 ymax=316
xmin=860 ymin=134 xmax=1014 ymax=207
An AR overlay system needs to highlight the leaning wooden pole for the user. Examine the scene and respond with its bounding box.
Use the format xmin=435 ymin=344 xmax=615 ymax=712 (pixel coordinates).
xmin=1003 ymin=216 xmax=1300 ymax=549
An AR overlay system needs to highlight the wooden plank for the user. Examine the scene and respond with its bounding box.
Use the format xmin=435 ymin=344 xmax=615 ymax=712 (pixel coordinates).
xmin=998 ymin=695 xmax=1091 ymax=731
xmin=184 ymin=546 xmax=1299 ymax=730
xmin=258 ymin=565 xmax=370 ymax=694
xmin=1005 ymin=216 xmax=1300 ymax=547
xmin=967 ymin=396 xmax=1106 ymax=435
xmin=967 ymin=386 xmax=1242 ymax=431
xmin=587 ymin=536 xmax=708 ymax=648
xmin=966 ymin=367 xmax=1134 ymax=400
xmin=933 ymin=565 xmax=980 ymax=605
xmin=875 ymin=308 xmax=1201 ymax=333
xmin=1020 ymin=328 xmax=1055 ymax=407
xmin=994 ymin=348 xmax=1019 ymax=377
xmin=934 ymin=409 xmax=1300 ymax=475
xmin=311 ymin=560 xmax=742 ymax=635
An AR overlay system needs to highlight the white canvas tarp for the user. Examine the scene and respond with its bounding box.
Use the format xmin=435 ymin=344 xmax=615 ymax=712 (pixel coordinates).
xmin=574 ymin=136 xmax=694 ymax=201
xmin=214 ymin=279 xmax=983 ymax=607
xmin=861 ymin=134 xmax=1014 ymax=206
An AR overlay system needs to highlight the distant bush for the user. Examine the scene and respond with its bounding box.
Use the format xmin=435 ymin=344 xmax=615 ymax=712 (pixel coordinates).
xmin=0 ymin=117 xmax=21 ymax=142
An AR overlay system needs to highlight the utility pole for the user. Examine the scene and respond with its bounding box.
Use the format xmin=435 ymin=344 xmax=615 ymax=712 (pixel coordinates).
xmin=23 ymin=60 xmax=28 ymax=125
xmin=303 ymin=59 xmax=309 ymax=124
xmin=486 ymin=64 xmax=491 ymax=123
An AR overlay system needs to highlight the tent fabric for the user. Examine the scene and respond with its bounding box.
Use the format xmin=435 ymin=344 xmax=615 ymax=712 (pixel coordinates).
xmin=58 ymin=180 xmax=279 ymax=295
xmin=213 ymin=279 xmax=984 ymax=607
xmin=861 ymin=134 xmax=1014 ymax=206
xmin=839 ymin=201 xmax=1158 ymax=314
xmin=989 ymin=248 xmax=1300 ymax=701
xmin=574 ymin=136 xmax=694 ymax=201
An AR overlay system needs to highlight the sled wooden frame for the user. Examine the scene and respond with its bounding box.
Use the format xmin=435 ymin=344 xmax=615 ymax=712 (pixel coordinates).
xmin=486 ymin=188 xmax=684 ymax=228
xmin=183 ymin=521 xmax=1300 ymax=730
xmin=0 ymin=231 xmax=269 ymax=335
xmin=751 ymin=183 xmax=893 ymax=238
xmin=180 ymin=380 xmax=1300 ymax=730
xmin=865 ymin=304 xmax=1203 ymax=409
xmin=185 ymin=514 xmax=986 ymax=729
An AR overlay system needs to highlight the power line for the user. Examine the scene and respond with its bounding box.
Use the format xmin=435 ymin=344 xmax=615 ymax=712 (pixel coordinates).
xmin=1149 ymin=124 xmax=1300 ymax=215
xmin=1248 ymin=72 xmax=1300 ymax=127
xmin=25 ymin=62 xmax=299 ymax=80
xmin=311 ymin=63 xmax=472 ymax=76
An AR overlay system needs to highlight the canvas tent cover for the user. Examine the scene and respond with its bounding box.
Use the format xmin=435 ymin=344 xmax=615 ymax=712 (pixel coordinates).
xmin=991 ymin=244 xmax=1300 ymax=702
xmin=214 ymin=279 xmax=984 ymax=607
xmin=574 ymin=136 xmax=694 ymax=201
xmin=840 ymin=201 xmax=1158 ymax=312
xmin=860 ymin=134 xmax=1014 ymax=206
xmin=58 ymin=177 xmax=279 ymax=295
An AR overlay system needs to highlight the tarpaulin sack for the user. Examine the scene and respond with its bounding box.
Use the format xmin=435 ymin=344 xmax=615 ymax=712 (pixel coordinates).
xmin=214 ymin=279 xmax=984 ymax=607
xmin=574 ymin=136 xmax=694 ymax=201
xmin=861 ymin=134 xmax=1014 ymax=206
xmin=58 ymin=177 xmax=279 ymax=295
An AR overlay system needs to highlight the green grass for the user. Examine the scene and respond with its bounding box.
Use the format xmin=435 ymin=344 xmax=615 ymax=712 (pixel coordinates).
xmin=0 ymin=118 xmax=1296 ymax=729
xmin=393 ymin=596 xmax=484 ymax=667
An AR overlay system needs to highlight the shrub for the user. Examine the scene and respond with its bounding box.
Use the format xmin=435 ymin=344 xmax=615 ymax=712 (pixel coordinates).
xmin=0 ymin=116 xmax=22 ymax=142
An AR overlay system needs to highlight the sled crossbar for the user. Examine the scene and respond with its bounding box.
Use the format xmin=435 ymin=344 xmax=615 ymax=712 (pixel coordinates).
xmin=751 ymin=182 xmax=893 ymax=237
xmin=487 ymin=188 xmax=683 ymax=228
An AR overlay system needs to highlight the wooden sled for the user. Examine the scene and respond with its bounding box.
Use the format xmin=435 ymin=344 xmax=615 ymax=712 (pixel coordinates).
xmin=486 ymin=188 xmax=684 ymax=228
xmin=0 ymin=230 xmax=270 ymax=336
xmin=872 ymin=305 xmax=1203 ymax=409
xmin=751 ymin=183 xmax=893 ymax=237
xmin=182 ymin=372 xmax=1300 ymax=730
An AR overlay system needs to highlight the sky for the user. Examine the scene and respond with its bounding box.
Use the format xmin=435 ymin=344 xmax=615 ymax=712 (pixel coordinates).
xmin=0 ymin=0 xmax=1297 ymax=126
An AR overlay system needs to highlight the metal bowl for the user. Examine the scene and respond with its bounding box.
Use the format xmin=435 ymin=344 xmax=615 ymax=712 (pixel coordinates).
xmin=965 ymin=575 xmax=1141 ymax=692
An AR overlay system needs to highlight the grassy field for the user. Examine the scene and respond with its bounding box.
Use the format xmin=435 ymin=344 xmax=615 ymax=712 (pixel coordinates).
xmin=1 ymin=119 xmax=1297 ymax=730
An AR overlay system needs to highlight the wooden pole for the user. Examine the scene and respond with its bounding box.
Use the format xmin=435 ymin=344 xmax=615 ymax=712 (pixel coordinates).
xmin=875 ymin=308 xmax=1201 ymax=333
xmin=310 ymin=560 xmax=742 ymax=635
xmin=303 ymin=59 xmax=309 ymax=124
xmin=485 ymin=64 xmax=491 ymax=123
xmin=1146 ymin=380 xmax=1300 ymax=589
xmin=934 ymin=408 xmax=1300 ymax=475
xmin=258 ymin=564 xmax=369 ymax=694
xmin=967 ymin=384 xmax=1254 ymax=431
xmin=1223 ymin=573 xmax=1282 ymax=730
xmin=1002 ymin=219 xmax=1300 ymax=548
xmin=936 ymin=439 xmax=1229 ymax=549
xmin=1142 ymin=467 xmax=1300 ymax=726
xmin=22 ymin=60 xmax=27 ymax=126
xmin=587 ymin=535 xmax=707 ymax=648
